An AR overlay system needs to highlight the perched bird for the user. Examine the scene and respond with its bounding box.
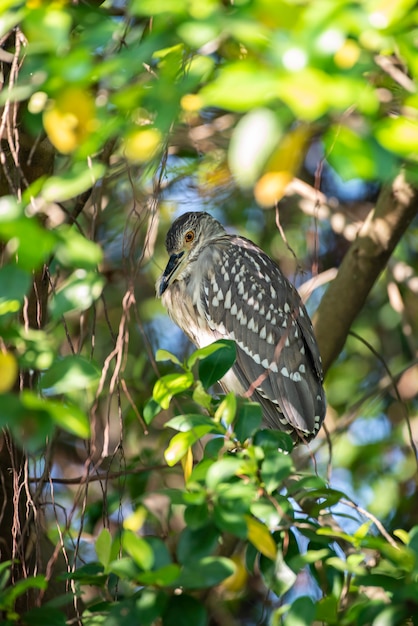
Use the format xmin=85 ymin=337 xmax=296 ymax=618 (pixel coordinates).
xmin=157 ymin=211 xmax=326 ymax=444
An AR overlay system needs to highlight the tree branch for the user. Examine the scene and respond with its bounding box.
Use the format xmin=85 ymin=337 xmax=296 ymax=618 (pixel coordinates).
xmin=314 ymin=171 xmax=418 ymax=375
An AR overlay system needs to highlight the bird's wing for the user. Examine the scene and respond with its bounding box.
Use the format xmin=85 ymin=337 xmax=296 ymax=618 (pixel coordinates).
xmin=201 ymin=236 xmax=325 ymax=438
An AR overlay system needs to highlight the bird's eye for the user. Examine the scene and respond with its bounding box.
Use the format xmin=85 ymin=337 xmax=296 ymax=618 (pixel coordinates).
xmin=184 ymin=230 xmax=195 ymax=243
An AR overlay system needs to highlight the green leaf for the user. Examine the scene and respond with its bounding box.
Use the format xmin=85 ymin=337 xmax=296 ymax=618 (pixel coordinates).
xmin=95 ymin=528 xmax=112 ymax=570
xmin=137 ymin=564 xmax=181 ymax=586
xmin=55 ymin=226 xmax=103 ymax=269
xmin=283 ymin=596 xmax=315 ymax=626
xmin=143 ymin=398 xmax=162 ymax=425
xmin=253 ymin=429 xmax=294 ymax=453
xmin=197 ymin=340 xmax=236 ymax=389
xmin=176 ymin=557 xmax=235 ymax=590
xmin=47 ymin=400 xmax=91 ymax=438
xmin=135 ymin=589 xmax=168 ymax=626
xmin=261 ymin=450 xmax=293 ymax=494
xmin=19 ymin=606 xmax=67 ymax=626
xmin=326 ymin=554 xmax=367 ymax=575
xmin=49 ymin=271 xmax=105 ymax=319
xmin=164 ymin=426 xmax=214 ymax=466
xmin=214 ymin=392 xmax=236 ymax=426
xmin=0 ymin=216 xmax=56 ymax=271
xmin=0 ymin=392 xmax=54 ymax=452
xmin=187 ymin=339 xmax=232 ymax=369
xmin=205 ymin=456 xmax=244 ymax=489
xmin=324 ymin=125 xmax=377 ymax=181
xmin=42 ymin=162 xmax=106 ymax=202
xmin=153 ymin=371 xmax=194 ymax=409
xmin=234 ymin=402 xmax=262 ymax=441
xmin=184 ymin=502 xmax=211 ymax=530
xmin=162 ymin=594 xmax=207 ymax=626
xmin=155 ymin=349 xmax=182 ymax=366
xmin=12 ymin=327 xmax=56 ymax=371
xmin=23 ymin=6 xmax=71 ymax=53
xmin=65 ymin=562 xmax=106 ymax=585
xmin=0 ymin=265 xmax=31 ymax=316
xmin=39 ymin=355 xmax=101 ymax=395
xmin=375 ymin=116 xmax=418 ymax=159
xmin=261 ymin=549 xmax=297 ymax=597
xmin=192 ymin=380 xmax=213 ymax=411
xmin=165 ymin=414 xmax=223 ymax=433
xmin=288 ymin=549 xmax=331 ymax=573
xmin=122 ymin=530 xmax=154 ymax=571
xmin=213 ymin=502 xmax=248 ymax=537
xmin=177 ymin=524 xmax=220 ymax=564
xmin=200 ymin=61 xmax=279 ymax=111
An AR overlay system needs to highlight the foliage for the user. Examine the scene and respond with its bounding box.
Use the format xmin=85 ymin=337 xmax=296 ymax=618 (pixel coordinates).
xmin=0 ymin=0 xmax=418 ymax=625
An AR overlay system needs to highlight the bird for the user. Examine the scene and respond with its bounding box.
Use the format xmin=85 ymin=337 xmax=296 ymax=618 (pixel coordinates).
xmin=156 ymin=211 xmax=326 ymax=444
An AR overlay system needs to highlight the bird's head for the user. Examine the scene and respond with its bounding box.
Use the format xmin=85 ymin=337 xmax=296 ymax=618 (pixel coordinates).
xmin=157 ymin=211 xmax=226 ymax=296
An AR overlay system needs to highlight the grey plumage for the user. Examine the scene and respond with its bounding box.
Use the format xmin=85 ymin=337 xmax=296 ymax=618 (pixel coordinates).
xmin=157 ymin=211 xmax=326 ymax=444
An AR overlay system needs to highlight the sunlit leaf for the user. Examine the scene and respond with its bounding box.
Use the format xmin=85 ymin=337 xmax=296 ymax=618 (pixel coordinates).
xmin=153 ymin=372 xmax=194 ymax=409
xmin=0 ymin=351 xmax=18 ymax=393
xmin=123 ymin=128 xmax=162 ymax=163
xmin=23 ymin=6 xmax=71 ymax=53
xmin=47 ymin=401 xmax=91 ymax=439
xmin=49 ymin=271 xmax=105 ymax=319
xmin=95 ymin=528 xmax=112 ymax=570
xmin=181 ymin=446 xmax=194 ymax=482
xmin=137 ymin=564 xmax=181 ymax=586
xmin=122 ymin=530 xmax=154 ymax=571
xmin=39 ymin=355 xmax=101 ymax=396
xmin=228 ymin=108 xmax=282 ymax=188
xmin=200 ymin=62 xmax=279 ymax=111
xmin=375 ymin=116 xmax=418 ymax=160
xmin=123 ymin=506 xmax=147 ymax=533
xmin=42 ymin=162 xmax=106 ymax=202
xmin=197 ymin=340 xmax=236 ymax=389
xmin=55 ymin=226 xmax=103 ymax=269
xmin=0 ymin=216 xmax=56 ymax=271
xmin=155 ymin=349 xmax=182 ymax=366
xmin=164 ymin=426 xmax=213 ymax=466
xmin=165 ymin=414 xmax=223 ymax=433
xmin=214 ymin=393 xmax=236 ymax=426
xmin=43 ymin=87 xmax=97 ymax=154
xmin=245 ymin=516 xmax=277 ymax=560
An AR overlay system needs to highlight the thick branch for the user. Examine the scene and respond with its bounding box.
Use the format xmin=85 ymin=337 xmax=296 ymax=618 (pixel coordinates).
xmin=314 ymin=171 xmax=418 ymax=375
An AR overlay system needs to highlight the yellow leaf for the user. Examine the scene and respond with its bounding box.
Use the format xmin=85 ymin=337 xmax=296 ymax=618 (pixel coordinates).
xmin=181 ymin=94 xmax=203 ymax=112
xmin=334 ymin=39 xmax=360 ymax=69
xmin=123 ymin=506 xmax=147 ymax=532
xmin=393 ymin=528 xmax=409 ymax=545
xmin=267 ymin=124 xmax=312 ymax=174
xmin=220 ymin=554 xmax=248 ymax=593
xmin=245 ymin=515 xmax=277 ymax=560
xmin=123 ymin=128 xmax=162 ymax=163
xmin=43 ymin=87 xmax=97 ymax=154
xmin=0 ymin=352 xmax=18 ymax=393
xmin=254 ymin=171 xmax=293 ymax=207
xmin=181 ymin=446 xmax=193 ymax=482
xmin=254 ymin=125 xmax=312 ymax=207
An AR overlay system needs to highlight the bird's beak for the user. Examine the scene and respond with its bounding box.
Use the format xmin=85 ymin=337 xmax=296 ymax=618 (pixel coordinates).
xmin=158 ymin=251 xmax=185 ymax=296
